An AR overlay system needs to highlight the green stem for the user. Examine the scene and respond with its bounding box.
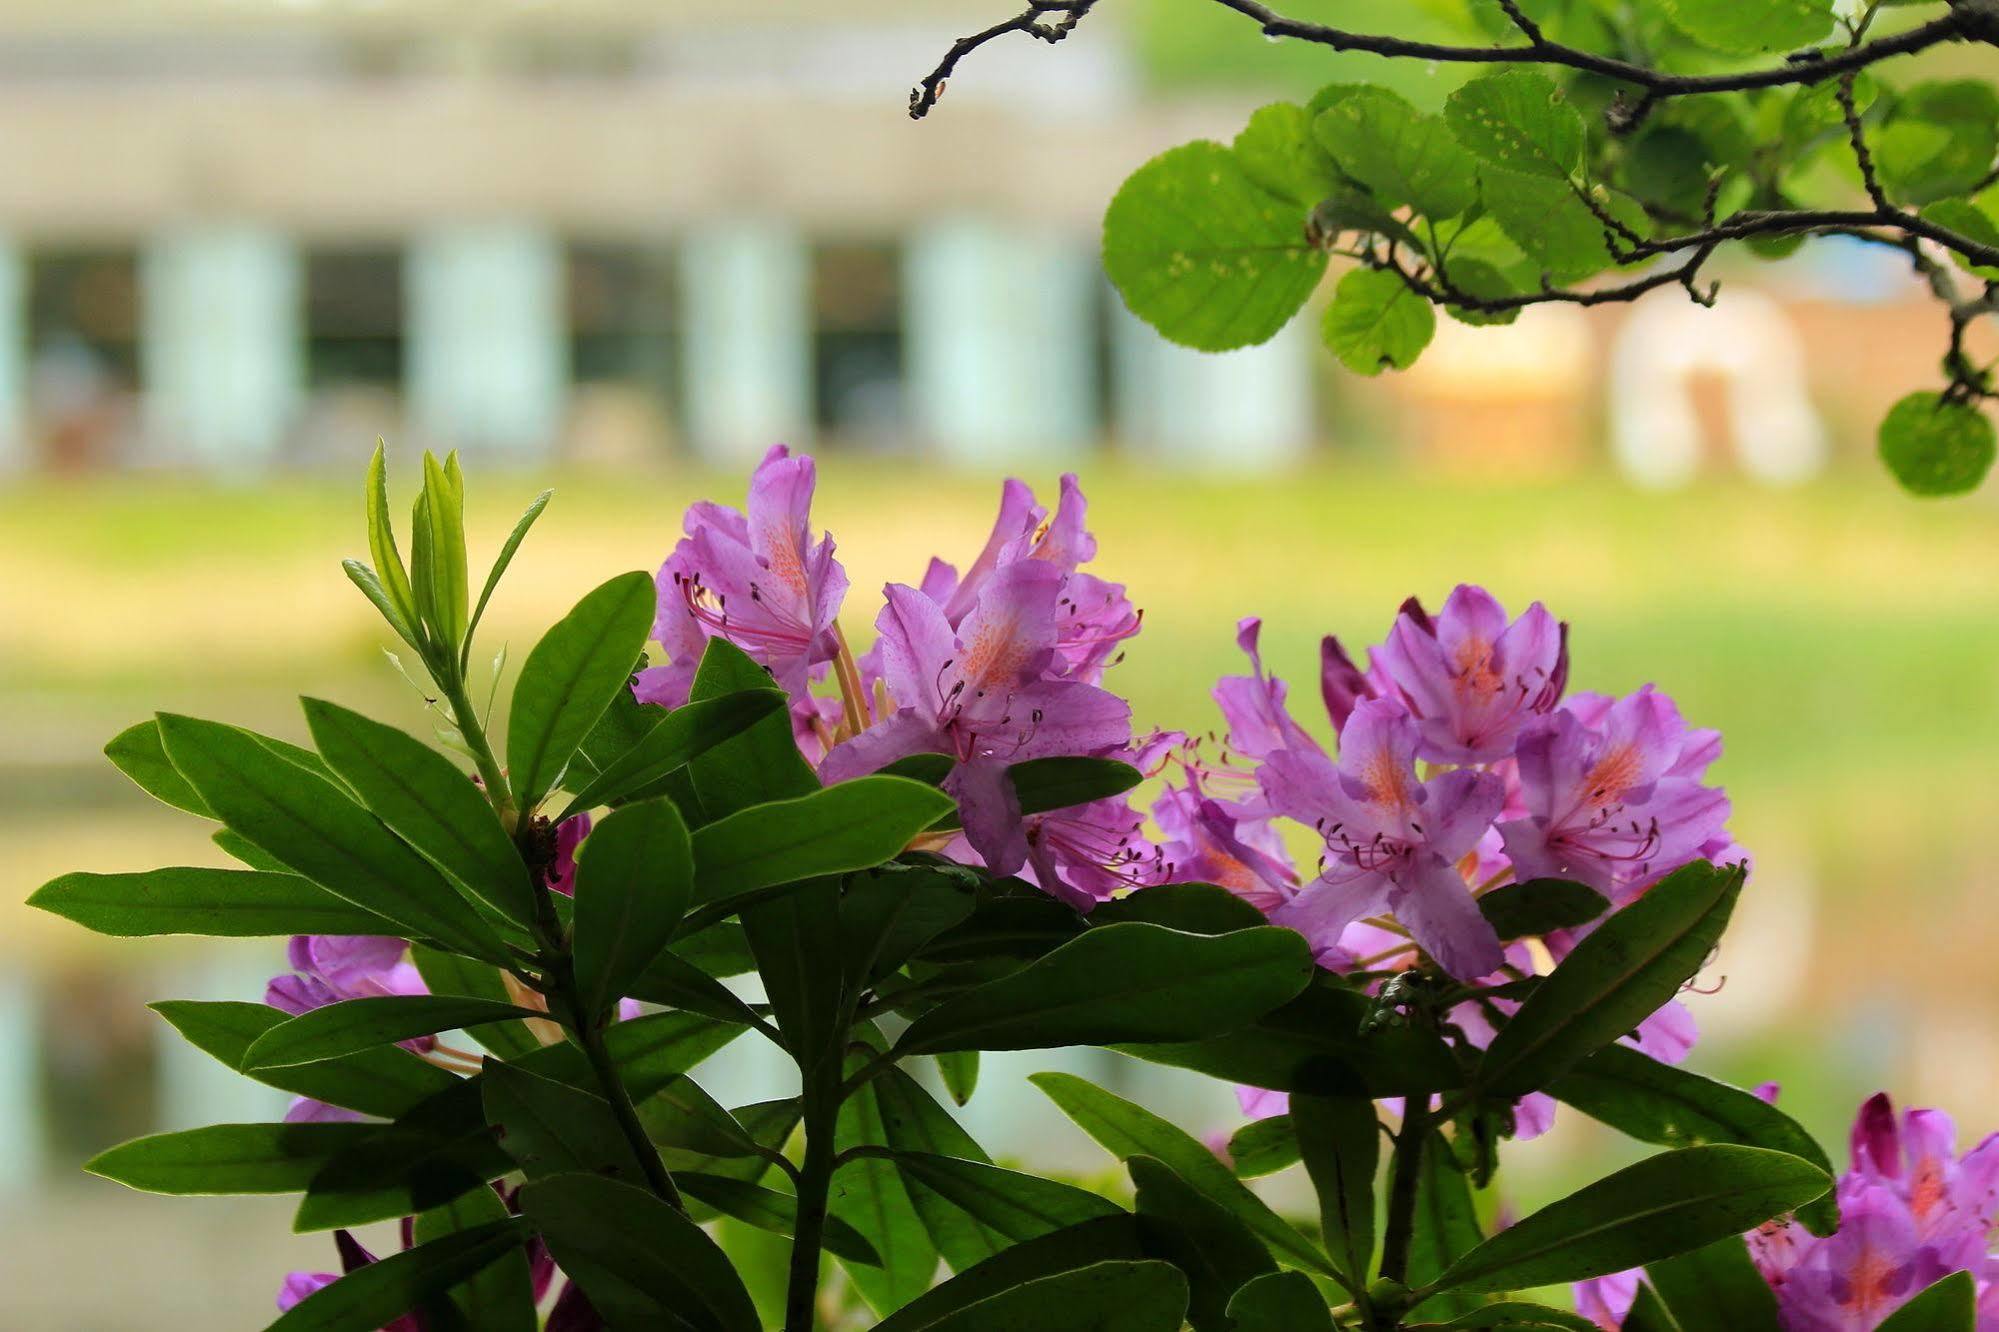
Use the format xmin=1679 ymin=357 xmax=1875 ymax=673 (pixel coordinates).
xmin=572 ymin=990 xmax=685 ymax=1211
xmin=438 ymin=669 xmax=512 ymax=811
xmin=785 ymin=1076 xmax=841 ymax=1332
xmin=1378 ymin=1092 xmax=1434 ymax=1288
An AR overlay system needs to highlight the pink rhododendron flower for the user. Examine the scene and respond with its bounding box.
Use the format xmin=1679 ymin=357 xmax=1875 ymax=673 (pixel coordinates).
xmin=544 ymin=810 xmax=592 ymax=897
xmin=636 ymin=444 xmax=846 ymax=707
xmin=1367 ymin=586 xmax=1569 ymax=764
xmin=266 ymin=935 xmax=426 ymax=1027
xmin=1260 ymin=699 xmax=1507 ymax=979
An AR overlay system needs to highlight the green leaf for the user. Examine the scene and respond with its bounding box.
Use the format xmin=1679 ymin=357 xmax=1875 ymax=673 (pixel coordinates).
xmin=1405 ymin=1133 xmax=1485 ymax=1319
xmin=364 ymin=441 xmax=422 ymax=638
xmin=593 ymin=1010 xmax=749 ymax=1102
xmin=896 ymin=1151 xmax=1123 ymax=1247
xmin=835 ymin=1048 xmax=942 ymax=1314
xmin=1477 ymin=878 xmax=1609 ymax=940
xmin=214 ymin=827 xmax=291 ymax=872
xmin=29 ymin=867 xmax=400 ymax=939
xmin=1446 ymin=72 xmax=1585 ymax=180
xmin=1032 ymin=1071 xmax=1335 ymax=1278
xmin=1323 ymin=267 xmax=1435 ymax=375
xmin=1408 ymin=1301 xmax=1603 ymax=1330
xmin=840 ymin=866 xmax=980 ymax=993
xmin=677 ymin=1172 xmax=884 ymax=1266
xmin=872 ymin=1066 xmax=1010 ymax=1272
xmin=940 ymin=1050 xmax=981 ymax=1105
xmin=1477 ymin=169 xmax=1628 ymax=283
xmin=293 ymin=1079 xmax=513 ymax=1231
xmin=1227 ymin=1271 xmax=1334 ymax=1331
xmin=1008 ymin=756 xmax=1143 ymax=818
xmin=1315 ymin=88 xmax=1478 ymax=220
xmin=302 ymin=697 xmax=536 ymax=924
xmin=558 ymin=689 xmax=787 ymax=818
xmin=1876 ymin=82 xmax=1999 ymax=206
xmin=480 ymin=1061 xmax=648 ymax=1186
xmin=1234 ymin=102 xmax=1346 ymax=207
xmin=269 ymin=1218 xmax=533 ymax=1332
xmin=1102 ymin=140 xmax=1328 ymax=352
xmin=1293 ymin=1093 xmax=1378 ymax=1290
xmin=1923 ymin=199 xmax=1999 ymax=281
xmin=683 ymin=637 xmax=821 ymax=818
xmin=417 ymin=451 xmax=470 ymax=652
xmin=86 ymin=1122 xmax=375 ymax=1195
xmin=900 ymin=923 xmax=1313 ymax=1055
xmin=465 ymin=487 xmax=552 ymax=654
xmin=1428 ymin=1145 xmax=1830 ymax=1295
xmin=910 ymin=1260 xmax=1189 ymax=1332
xmin=1645 ymin=1234 xmax=1782 ymax=1331
xmin=573 ymin=798 xmax=694 ymax=1021
xmin=1656 ymin=0 xmax=1832 ymax=53
xmin=868 ymin=1216 xmax=1152 ymax=1332
xmin=691 ymin=776 xmax=956 ymax=906
xmin=1876 ymin=1270 xmax=1979 ymax=1331
xmin=104 ymin=719 xmax=215 ymax=817
xmin=150 ymin=1000 xmax=457 ymax=1120
xmin=1226 ymin=1115 xmax=1300 ymax=1179
xmin=637 ymin=1076 xmax=763 ymax=1160
xmin=1878 ymin=392 xmax=1996 ymax=498
xmin=624 ymin=949 xmax=769 ymax=1030
xmin=242 ymin=995 xmax=539 ymax=1070
xmin=1129 ymin=1154 xmax=1275 ymax=1330
xmin=410 ymin=1184 xmax=538 ymax=1332
xmin=1623 ymin=1282 xmax=1687 ymax=1332
xmin=740 ymin=877 xmax=847 ymax=1063
xmin=409 ymin=946 xmax=543 ymax=1059
xmin=1476 ymin=861 xmax=1743 ymax=1096
xmin=1090 ymin=882 xmax=1269 ymax=935
xmin=506 ymin=570 xmax=659 ymax=811
xmin=1547 ymin=1043 xmax=1838 ymax=1236
xmin=156 ymin=713 xmax=508 ymax=962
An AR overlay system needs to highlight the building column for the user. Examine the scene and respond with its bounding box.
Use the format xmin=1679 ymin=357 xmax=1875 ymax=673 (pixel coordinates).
xmin=1111 ymin=303 xmax=1315 ymax=469
xmin=140 ymin=225 xmax=302 ymax=468
xmin=0 ymin=975 xmax=40 ymax=1195
xmin=904 ymin=220 xmax=1098 ymax=467
xmin=678 ymin=221 xmax=812 ymax=466
xmin=407 ymin=224 xmax=567 ymax=461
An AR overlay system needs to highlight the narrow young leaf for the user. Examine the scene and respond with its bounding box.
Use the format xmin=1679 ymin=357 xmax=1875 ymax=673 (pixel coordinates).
xmin=29 ymin=868 xmax=400 ymax=939
xmin=151 ymin=1000 xmax=457 ymax=1120
xmin=104 ymin=719 xmax=214 ymax=817
xmin=1292 ymin=1093 xmax=1379 ymax=1290
xmin=86 ymin=1123 xmax=376 ymax=1195
xmin=365 ymin=441 xmax=421 ymax=634
xmin=410 ymin=1183 xmax=539 ymax=1332
xmin=1032 ymin=1072 xmax=1337 ymax=1278
xmin=898 ymin=923 xmax=1313 ymax=1055
xmin=1876 ymin=1270 xmax=1978 ymax=1331
xmin=522 ymin=1172 xmax=760 ymax=1332
xmin=558 ymin=689 xmax=787 ymax=818
xmin=342 ymin=560 xmax=423 ymax=653
xmin=418 ymin=450 xmax=470 ymax=652
xmin=506 ymin=571 xmax=658 ymax=811
xmin=1476 ymin=861 xmax=1743 ymax=1096
xmin=242 ymin=995 xmax=539 ymax=1070
xmin=573 ymin=798 xmax=694 ymax=1021
xmin=268 ymin=1218 xmax=532 ymax=1332
xmin=302 ymin=698 xmax=536 ymax=924
xmin=465 ymin=487 xmax=552 ymax=654
xmin=1429 ymin=1145 xmax=1830 ymax=1295
xmin=157 ymin=713 xmax=509 ymax=962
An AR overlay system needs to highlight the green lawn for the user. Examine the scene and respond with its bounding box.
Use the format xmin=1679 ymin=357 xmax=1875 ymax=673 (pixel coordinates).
xmin=7 ymin=458 xmax=1999 ymax=1148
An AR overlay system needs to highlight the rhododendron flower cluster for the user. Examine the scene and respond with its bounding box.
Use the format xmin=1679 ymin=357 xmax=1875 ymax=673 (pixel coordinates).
xmin=1577 ymin=1092 xmax=1999 ymax=1330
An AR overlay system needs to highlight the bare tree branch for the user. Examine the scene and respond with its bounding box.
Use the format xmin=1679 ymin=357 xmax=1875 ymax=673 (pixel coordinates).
xmin=908 ymin=1 xmax=1100 ymax=120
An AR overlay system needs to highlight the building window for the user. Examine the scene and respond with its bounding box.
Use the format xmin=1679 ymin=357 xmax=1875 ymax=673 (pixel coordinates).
xmin=306 ymin=248 xmax=403 ymax=389
xmin=27 ymin=248 xmax=139 ymax=469
xmin=813 ymin=240 xmax=905 ymax=447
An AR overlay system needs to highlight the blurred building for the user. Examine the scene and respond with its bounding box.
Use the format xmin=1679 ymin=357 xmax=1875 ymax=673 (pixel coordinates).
xmin=0 ymin=0 xmax=1324 ymax=475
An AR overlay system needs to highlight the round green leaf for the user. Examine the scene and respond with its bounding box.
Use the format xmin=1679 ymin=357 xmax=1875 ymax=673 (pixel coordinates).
xmin=1878 ymin=392 xmax=1996 ymax=497
xmin=1657 ymin=0 xmax=1833 ymax=52
xmin=1445 ymin=71 xmax=1585 ymax=180
xmin=1315 ymin=87 xmax=1478 ymax=221
xmin=1234 ymin=102 xmax=1345 ymax=207
xmin=1323 ymin=267 xmax=1435 ymax=376
xmin=1102 ymin=140 xmax=1327 ymax=352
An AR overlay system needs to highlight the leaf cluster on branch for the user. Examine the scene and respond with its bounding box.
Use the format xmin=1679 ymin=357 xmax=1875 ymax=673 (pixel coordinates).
xmin=915 ymin=0 xmax=1999 ymax=494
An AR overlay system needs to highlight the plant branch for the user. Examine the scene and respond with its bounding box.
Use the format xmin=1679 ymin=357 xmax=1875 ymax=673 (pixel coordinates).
xmin=908 ymin=0 xmax=1100 ymax=119
xmin=1377 ymin=1089 xmax=1433 ymax=1286
xmin=784 ymin=1071 xmax=843 ymax=1332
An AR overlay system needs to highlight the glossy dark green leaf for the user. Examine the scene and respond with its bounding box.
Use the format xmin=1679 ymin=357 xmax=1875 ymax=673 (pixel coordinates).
xmin=1430 ymin=1145 xmax=1830 ymax=1295
xmin=151 ymin=1000 xmax=456 ymax=1120
xmin=573 ymin=798 xmax=694 ymax=1020
xmin=840 ymin=866 xmax=981 ymax=993
xmin=1645 ymin=1234 xmax=1781 ymax=1331
xmin=480 ymin=1060 xmax=648 ymax=1186
xmin=1226 ymin=1115 xmax=1300 ymax=1179
xmin=29 ymin=867 xmax=400 ymax=939
xmin=834 ymin=1047 xmax=941 ymax=1314
xmin=1226 ymin=1270 xmax=1334 ymax=1331
xmin=676 ymin=1172 xmax=883 ymax=1266
xmin=1130 ymin=1154 xmax=1275 ymax=1330
xmin=1102 ymin=141 xmax=1326 ymax=352
xmin=1876 ymin=1270 xmax=1979 ymax=1331
xmin=464 ymin=487 xmax=552 ymax=654
xmin=410 ymin=1182 xmax=538 ymax=1332
xmin=939 ymin=1050 xmax=980 ymax=1105
xmin=1293 ymin=1092 xmax=1379 ymax=1290
xmin=682 ymin=636 xmax=820 ymax=819
xmin=302 ymin=698 xmax=535 ymax=924
xmin=1477 ymin=879 xmax=1609 ymax=940
xmin=1405 ymin=1132 xmax=1485 ymax=1320
xmin=1408 ymin=1300 xmax=1602 ymax=1330
xmin=294 ymin=1079 xmax=513 ymax=1232
xmin=242 ymin=995 xmax=538 ymax=1071
xmin=912 ymin=1259 xmax=1190 ymax=1331
xmin=1549 ymin=1044 xmax=1837 ymax=1235
xmin=592 ymin=1010 xmax=748 ymax=1103
xmin=1008 ymin=756 xmax=1142 ymax=817
xmin=1879 ymin=392 xmax=1997 ymax=498
xmin=900 ymin=923 xmax=1312 ymax=1055
xmin=1623 ymin=1283 xmax=1685 ymax=1332
xmin=1090 ymin=882 xmax=1268 ymax=936
xmin=868 ymin=1216 xmax=1151 ymax=1332
xmin=527 ymin=1176 xmax=759 ymax=1328
xmin=739 ymin=876 xmax=845 ymax=1063
xmin=1032 ymin=1072 xmax=1334 ymax=1278
xmin=872 ymin=1066 xmax=1009 ymax=1272
xmin=157 ymin=713 xmax=508 ymax=961
xmin=86 ymin=1122 xmax=376 ymax=1195
xmin=268 ymin=1218 xmax=531 ymax=1332
xmin=623 ymin=949 xmax=767 ymax=1030
xmin=898 ymin=1152 xmax=1122 ymax=1247
xmin=1477 ymin=861 xmax=1743 ymax=1096
xmin=408 ymin=946 xmax=543 ymax=1059
xmin=636 ymin=1075 xmax=762 ymax=1160
xmin=506 ymin=570 xmax=658 ymax=810
xmin=558 ymin=689 xmax=787 ymax=817
xmin=104 ymin=718 xmax=215 ymax=817
xmin=691 ymin=776 xmax=955 ymax=907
